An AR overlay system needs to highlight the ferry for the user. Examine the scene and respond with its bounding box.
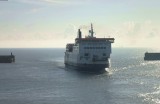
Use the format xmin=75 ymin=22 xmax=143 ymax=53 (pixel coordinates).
xmin=64 ymin=24 xmax=114 ymax=72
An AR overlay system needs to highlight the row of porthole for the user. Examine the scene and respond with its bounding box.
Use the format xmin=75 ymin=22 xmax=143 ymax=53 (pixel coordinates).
xmin=84 ymin=47 xmax=107 ymax=49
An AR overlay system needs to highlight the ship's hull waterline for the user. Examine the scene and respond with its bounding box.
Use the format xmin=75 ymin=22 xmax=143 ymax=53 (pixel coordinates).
xmin=65 ymin=63 xmax=108 ymax=72
xmin=65 ymin=58 xmax=110 ymax=72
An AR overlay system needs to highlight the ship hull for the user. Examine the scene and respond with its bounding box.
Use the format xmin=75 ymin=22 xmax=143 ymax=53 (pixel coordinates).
xmin=65 ymin=63 xmax=108 ymax=72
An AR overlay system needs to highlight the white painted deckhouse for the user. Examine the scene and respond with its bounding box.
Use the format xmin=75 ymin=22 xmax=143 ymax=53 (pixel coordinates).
xmin=65 ymin=24 xmax=114 ymax=72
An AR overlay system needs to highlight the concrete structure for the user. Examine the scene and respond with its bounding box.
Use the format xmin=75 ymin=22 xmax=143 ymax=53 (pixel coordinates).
xmin=0 ymin=53 xmax=15 ymax=63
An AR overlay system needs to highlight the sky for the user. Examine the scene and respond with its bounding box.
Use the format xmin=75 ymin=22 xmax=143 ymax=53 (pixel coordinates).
xmin=0 ymin=0 xmax=160 ymax=48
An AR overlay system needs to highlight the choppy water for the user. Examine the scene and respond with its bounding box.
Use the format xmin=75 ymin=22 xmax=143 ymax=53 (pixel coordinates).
xmin=0 ymin=48 xmax=160 ymax=104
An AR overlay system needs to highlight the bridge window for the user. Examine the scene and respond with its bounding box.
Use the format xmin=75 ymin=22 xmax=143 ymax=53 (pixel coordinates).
xmin=103 ymin=53 xmax=106 ymax=56
xmin=84 ymin=53 xmax=89 ymax=56
xmin=84 ymin=47 xmax=107 ymax=49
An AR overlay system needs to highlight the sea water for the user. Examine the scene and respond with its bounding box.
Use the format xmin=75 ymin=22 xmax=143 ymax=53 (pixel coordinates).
xmin=0 ymin=48 xmax=160 ymax=104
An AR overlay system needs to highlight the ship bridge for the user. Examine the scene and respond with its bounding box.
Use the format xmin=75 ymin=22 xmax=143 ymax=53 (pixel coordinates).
xmin=75 ymin=38 xmax=114 ymax=44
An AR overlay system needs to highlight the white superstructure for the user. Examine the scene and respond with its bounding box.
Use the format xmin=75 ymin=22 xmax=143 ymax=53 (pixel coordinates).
xmin=65 ymin=24 xmax=114 ymax=71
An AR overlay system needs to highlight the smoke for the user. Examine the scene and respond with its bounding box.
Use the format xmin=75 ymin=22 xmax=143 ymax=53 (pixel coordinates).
xmin=64 ymin=24 xmax=77 ymax=38
xmin=64 ymin=24 xmax=94 ymax=39
xmin=79 ymin=25 xmax=89 ymax=29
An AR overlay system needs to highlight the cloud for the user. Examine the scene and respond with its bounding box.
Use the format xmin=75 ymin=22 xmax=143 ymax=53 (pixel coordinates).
xmin=42 ymin=0 xmax=68 ymax=4
xmin=16 ymin=0 xmax=90 ymax=5
xmin=28 ymin=7 xmax=47 ymax=14
xmin=41 ymin=0 xmax=91 ymax=4
xmin=30 ymin=8 xmax=41 ymax=13
xmin=113 ymin=21 xmax=160 ymax=47
xmin=64 ymin=24 xmax=77 ymax=38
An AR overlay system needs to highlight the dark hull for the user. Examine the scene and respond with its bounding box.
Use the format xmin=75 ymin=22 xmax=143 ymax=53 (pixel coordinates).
xmin=65 ymin=63 xmax=108 ymax=72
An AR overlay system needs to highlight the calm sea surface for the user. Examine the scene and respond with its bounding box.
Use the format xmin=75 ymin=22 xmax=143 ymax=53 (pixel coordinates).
xmin=0 ymin=48 xmax=160 ymax=104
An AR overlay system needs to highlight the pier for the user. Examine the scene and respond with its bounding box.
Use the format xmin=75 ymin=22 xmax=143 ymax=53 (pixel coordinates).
xmin=144 ymin=52 xmax=160 ymax=60
xmin=0 ymin=53 xmax=15 ymax=63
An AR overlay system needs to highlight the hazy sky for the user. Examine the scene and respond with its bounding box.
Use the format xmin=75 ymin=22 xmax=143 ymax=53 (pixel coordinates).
xmin=0 ymin=0 xmax=160 ymax=48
